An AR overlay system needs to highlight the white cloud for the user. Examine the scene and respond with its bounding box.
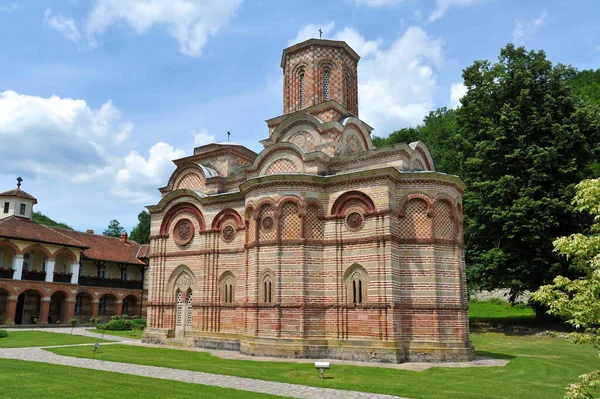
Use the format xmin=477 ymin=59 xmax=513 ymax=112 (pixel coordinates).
xmin=352 ymin=0 xmax=406 ymax=7
xmin=449 ymin=82 xmax=467 ymax=108
xmin=0 ymin=91 xmax=133 ymax=182
xmin=428 ymin=0 xmax=484 ymax=23
xmin=0 ymin=90 xmax=188 ymax=203
xmin=289 ymin=21 xmax=335 ymax=46
xmin=512 ymin=12 xmax=548 ymax=44
xmin=332 ymin=26 xmax=443 ymax=131
xmin=290 ymin=24 xmax=445 ymax=132
xmin=86 ymin=0 xmax=242 ymax=56
xmin=44 ymin=8 xmax=82 ymax=44
xmin=114 ymin=143 xmax=186 ymax=202
xmin=193 ymin=128 xmax=215 ymax=146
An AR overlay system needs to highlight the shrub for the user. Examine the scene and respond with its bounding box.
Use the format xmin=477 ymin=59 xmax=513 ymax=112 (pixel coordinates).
xmin=0 ymin=329 xmax=7 ymax=338
xmin=98 ymin=318 xmax=147 ymax=331
xmin=488 ymin=297 xmax=508 ymax=305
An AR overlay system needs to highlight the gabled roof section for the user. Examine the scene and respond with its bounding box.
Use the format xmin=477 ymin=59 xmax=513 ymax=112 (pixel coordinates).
xmin=0 ymin=188 xmax=38 ymax=204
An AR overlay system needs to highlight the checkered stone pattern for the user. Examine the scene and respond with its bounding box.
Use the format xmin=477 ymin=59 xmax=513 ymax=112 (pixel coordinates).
xmin=260 ymin=205 xmax=276 ymax=241
xmin=265 ymin=159 xmax=298 ymax=175
xmin=304 ymin=206 xmax=323 ymax=240
xmin=283 ymin=42 xmax=359 ymax=115
xmin=434 ymin=201 xmax=454 ymax=240
xmin=399 ymin=198 xmax=431 ymax=239
xmin=281 ymin=202 xmax=301 ymax=239
xmin=175 ymin=172 xmax=204 ymax=191
xmin=411 ymin=159 xmax=425 ymax=170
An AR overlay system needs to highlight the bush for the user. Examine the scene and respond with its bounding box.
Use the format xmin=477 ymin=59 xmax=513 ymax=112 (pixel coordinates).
xmin=488 ymin=297 xmax=508 ymax=305
xmin=98 ymin=318 xmax=146 ymax=331
xmin=0 ymin=329 xmax=7 ymax=338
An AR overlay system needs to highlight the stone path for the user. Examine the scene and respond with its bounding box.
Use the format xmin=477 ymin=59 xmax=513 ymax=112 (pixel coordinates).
xmin=8 ymin=327 xmax=508 ymax=371
xmin=0 ymin=346 xmax=411 ymax=399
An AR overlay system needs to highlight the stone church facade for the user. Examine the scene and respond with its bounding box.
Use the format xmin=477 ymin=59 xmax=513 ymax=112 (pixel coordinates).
xmin=143 ymin=39 xmax=474 ymax=363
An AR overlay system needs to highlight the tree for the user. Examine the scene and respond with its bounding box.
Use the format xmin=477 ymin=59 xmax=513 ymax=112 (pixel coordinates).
xmin=103 ymin=219 xmax=125 ymax=238
xmin=129 ymin=210 xmax=151 ymax=244
xmin=372 ymin=108 xmax=461 ymax=175
xmin=33 ymin=211 xmax=73 ymax=230
xmin=456 ymin=44 xmax=596 ymax=303
xmin=532 ymin=178 xmax=600 ymax=399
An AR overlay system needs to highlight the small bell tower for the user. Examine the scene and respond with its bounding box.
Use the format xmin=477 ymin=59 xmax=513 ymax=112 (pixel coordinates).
xmin=0 ymin=177 xmax=38 ymax=220
xmin=281 ymin=39 xmax=360 ymax=116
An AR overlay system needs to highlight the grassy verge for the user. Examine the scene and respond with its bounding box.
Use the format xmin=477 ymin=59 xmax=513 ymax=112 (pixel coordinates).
xmin=0 ymin=331 xmax=113 ymax=348
xmin=47 ymin=332 xmax=599 ymax=399
xmin=0 ymin=359 xmax=286 ymax=399
xmin=90 ymin=329 xmax=143 ymax=339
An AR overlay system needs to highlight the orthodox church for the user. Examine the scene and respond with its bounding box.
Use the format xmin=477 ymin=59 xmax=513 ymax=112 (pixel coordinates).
xmin=143 ymin=38 xmax=473 ymax=363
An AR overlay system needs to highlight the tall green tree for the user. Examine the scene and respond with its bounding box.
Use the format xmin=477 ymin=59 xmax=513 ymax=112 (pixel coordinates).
xmin=532 ymin=178 xmax=600 ymax=399
xmin=457 ymin=44 xmax=596 ymax=302
xmin=103 ymin=219 xmax=125 ymax=238
xmin=129 ymin=210 xmax=151 ymax=244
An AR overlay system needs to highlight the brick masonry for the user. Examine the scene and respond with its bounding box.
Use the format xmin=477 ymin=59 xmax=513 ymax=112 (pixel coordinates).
xmin=143 ymin=39 xmax=474 ymax=363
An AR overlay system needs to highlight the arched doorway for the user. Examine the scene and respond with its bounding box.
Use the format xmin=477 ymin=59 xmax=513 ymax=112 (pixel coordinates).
xmin=175 ymin=288 xmax=193 ymax=338
xmin=75 ymin=293 xmax=92 ymax=320
xmin=122 ymin=295 xmax=138 ymax=317
xmin=98 ymin=294 xmax=116 ymax=320
xmin=49 ymin=291 xmax=67 ymax=324
xmin=0 ymin=288 xmax=8 ymax=324
xmin=15 ymin=290 xmax=41 ymax=325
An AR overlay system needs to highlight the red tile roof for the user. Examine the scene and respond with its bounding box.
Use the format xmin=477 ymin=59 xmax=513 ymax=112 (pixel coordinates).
xmin=60 ymin=229 xmax=148 ymax=266
xmin=0 ymin=188 xmax=38 ymax=204
xmin=0 ymin=216 xmax=148 ymax=266
xmin=0 ymin=216 xmax=86 ymax=248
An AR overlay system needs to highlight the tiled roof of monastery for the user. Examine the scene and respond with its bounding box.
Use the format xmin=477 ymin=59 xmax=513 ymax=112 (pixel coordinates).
xmin=0 ymin=188 xmax=38 ymax=204
xmin=59 ymin=229 xmax=149 ymax=266
xmin=0 ymin=216 xmax=148 ymax=266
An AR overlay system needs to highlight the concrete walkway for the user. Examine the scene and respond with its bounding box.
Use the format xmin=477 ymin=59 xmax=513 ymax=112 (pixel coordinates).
xmin=0 ymin=345 xmax=410 ymax=399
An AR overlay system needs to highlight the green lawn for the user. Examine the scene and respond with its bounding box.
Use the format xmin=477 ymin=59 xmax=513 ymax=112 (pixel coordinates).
xmin=0 ymin=359 xmax=287 ymax=399
xmin=0 ymin=331 xmax=113 ymax=348
xmin=468 ymin=300 xmax=536 ymax=322
xmin=90 ymin=328 xmax=144 ymax=339
xmin=47 ymin=332 xmax=600 ymax=399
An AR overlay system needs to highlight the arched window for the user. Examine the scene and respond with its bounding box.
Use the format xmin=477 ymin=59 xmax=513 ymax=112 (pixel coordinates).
xmin=263 ymin=276 xmax=273 ymax=303
xmin=344 ymin=75 xmax=349 ymax=107
xmin=323 ymin=69 xmax=330 ymax=100
xmin=299 ymin=69 xmax=305 ymax=109
xmin=344 ymin=265 xmax=367 ymax=305
xmin=221 ymin=275 xmax=235 ymax=304
xmin=351 ymin=272 xmax=364 ymax=304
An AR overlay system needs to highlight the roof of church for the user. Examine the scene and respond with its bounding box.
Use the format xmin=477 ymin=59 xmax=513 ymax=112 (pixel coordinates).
xmin=281 ymin=38 xmax=361 ymax=68
xmin=0 ymin=216 xmax=148 ymax=265
xmin=0 ymin=188 xmax=38 ymax=204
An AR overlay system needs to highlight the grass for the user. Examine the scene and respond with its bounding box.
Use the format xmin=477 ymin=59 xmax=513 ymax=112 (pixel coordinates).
xmin=468 ymin=300 xmax=536 ymax=322
xmin=0 ymin=359 xmax=287 ymax=399
xmin=0 ymin=331 xmax=113 ymax=348
xmin=47 ymin=332 xmax=600 ymax=399
xmin=90 ymin=328 xmax=144 ymax=339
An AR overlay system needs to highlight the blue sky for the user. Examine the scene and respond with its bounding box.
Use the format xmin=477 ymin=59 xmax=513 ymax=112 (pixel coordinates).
xmin=0 ymin=0 xmax=598 ymax=234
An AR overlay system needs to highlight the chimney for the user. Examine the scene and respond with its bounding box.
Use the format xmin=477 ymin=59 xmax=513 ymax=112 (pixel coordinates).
xmin=121 ymin=232 xmax=128 ymax=242
xmin=86 ymin=229 xmax=94 ymax=234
